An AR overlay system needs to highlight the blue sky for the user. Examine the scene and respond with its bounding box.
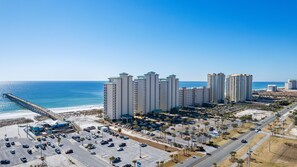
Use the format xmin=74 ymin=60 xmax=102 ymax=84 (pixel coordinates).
xmin=0 ymin=0 xmax=296 ymax=81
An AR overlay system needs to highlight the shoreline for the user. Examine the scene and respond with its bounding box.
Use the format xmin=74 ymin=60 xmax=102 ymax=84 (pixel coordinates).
xmin=0 ymin=104 xmax=103 ymax=120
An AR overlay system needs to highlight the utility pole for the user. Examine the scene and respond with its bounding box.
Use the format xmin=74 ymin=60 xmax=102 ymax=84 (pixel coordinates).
xmin=247 ymin=146 xmax=252 ymax=167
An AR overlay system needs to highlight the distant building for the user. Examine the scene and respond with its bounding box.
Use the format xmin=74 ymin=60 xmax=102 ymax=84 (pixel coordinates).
xmin=179 ymin=87 xmax=210 ymax=107
xmin=134 ymin=72 xmax=160 ymax=114
xmin=104 ymin=73 xmax=133 ymax=120
xmin=267 ymin=85 xmax=277 ymax=92
xmin=226 ymin=74 xmax=253 ymax=102
xmin=159 ymin=75 xmax=179 ymax=111
xmin=207 ymin=73 xmax=225 ymax=103
xmin=285 ymin=79 xmax=297 ymax=90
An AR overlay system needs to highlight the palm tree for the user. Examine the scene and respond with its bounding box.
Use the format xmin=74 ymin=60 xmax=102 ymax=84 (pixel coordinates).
xmin=237 ymin=159 xmax=244 ymax=167
xmin=132 ymin=160 xmax=137 ymax=167
xmin=230 ymin=151 xmax=237 ymax=162
xmin=213 ymin=163 xmax=217 ymax=167
xmin=184 ymin=136 xmax=191 ymax=147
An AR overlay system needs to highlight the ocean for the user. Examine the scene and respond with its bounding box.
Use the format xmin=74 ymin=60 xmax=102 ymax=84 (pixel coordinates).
xmin=0 ymin=81 xmax=284 ymax=115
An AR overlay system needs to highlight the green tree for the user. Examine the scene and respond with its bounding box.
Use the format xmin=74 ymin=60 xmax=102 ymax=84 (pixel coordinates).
xmin=118 ymin=128 xmax=122 ymax=133
xmin=109 ymin=156 xmax=115 ymax=164
xmin=132 ymin=160 xmax=137 ymax=167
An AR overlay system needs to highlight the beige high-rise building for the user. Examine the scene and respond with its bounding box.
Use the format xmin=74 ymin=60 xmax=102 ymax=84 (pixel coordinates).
xmin=104 ymin=73 xmax=133 ymax=120
xmin=159 ymin=75 xmax=179 ymax=111
xmin=207 ymin=73 xmax=225 ymax=103
xmin=134 ymin=72 xmax=160 ymax=114
xmin=179 ymin=87 xmax=210 ymax=107
xmin=226 ymin=74 xmax=253 ymax=103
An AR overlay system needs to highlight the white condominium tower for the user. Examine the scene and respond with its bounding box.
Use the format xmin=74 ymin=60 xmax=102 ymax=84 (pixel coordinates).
xmin=179 ymin=87 xmax=210 ymax=107
xmin=226 ymin=74 xmax=253 ymax=103
xmin=159 ymin=75 xmax=179 ymax=111
xmin=285 ymin=79 xmax=297 ymax=90
xmin=207 ymin=73 xmax=225 ymax=103
xmin=104 ymin=73 xmax=133 ymax=120
xmin=134 ymin=72 xmax=160 ymax=114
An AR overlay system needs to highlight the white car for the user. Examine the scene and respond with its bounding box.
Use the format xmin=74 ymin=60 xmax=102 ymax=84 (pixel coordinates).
xmin=117 ymin=147 xmax=124 ymax=151
xmin=10 ymin=149 xmax=15 ymax=154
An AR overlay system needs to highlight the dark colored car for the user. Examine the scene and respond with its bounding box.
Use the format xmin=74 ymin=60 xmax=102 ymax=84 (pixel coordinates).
xmin=108 ymin=138 xmax=113 ymax=142
xmin=119 ymin=143 xmax=126 ymax=147
xmin=108 ymin=143 xmax=114 ymax=147
xmin=20 ymin=157 xmax=27 ymax=163
xmin=5 ymin=143 xmax=11 ymax=147
xmin=27 ymin=149 xmax=32 ymax=154
xmin=100 ymin=140 xmax=108 ymax=145
xmin=65 ymin=149 xmax=73 ymax=154
xmin=23 ymin=144 xmax=29 ymax=148
xmin=0 ymin=160 xmax=10 ymax=164
xmin=241 ymin=139 xmax=248 ymax=143
xmin=55 ymin=148 xmax=61 ymax=154
xmin=140 ymin=143 xmax=147 ymax=147
xmin=11 ymin=141 xmax=15 ymax=145
xmin=112 ymin=157 xmax=121 ymax=163
xmin=123 ymin=164 xmax=132 ymax=167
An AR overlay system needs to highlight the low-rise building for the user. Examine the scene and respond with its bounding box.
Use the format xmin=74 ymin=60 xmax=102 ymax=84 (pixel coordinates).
xmin=267 ymin=85 xmax=277 ymax=92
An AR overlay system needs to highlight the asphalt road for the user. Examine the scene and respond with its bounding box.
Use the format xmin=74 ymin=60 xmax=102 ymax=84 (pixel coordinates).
xmin=178 ymin=103 xmax=297 ymax=167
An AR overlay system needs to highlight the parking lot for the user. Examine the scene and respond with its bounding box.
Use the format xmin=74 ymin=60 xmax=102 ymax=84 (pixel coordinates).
xmin=0 ymin=137 xmax=57 ymax=166
xmin=65 ymin=129 xmax=170 ymax=167
xmin=0 ymin=127 xmax=170 ymax=167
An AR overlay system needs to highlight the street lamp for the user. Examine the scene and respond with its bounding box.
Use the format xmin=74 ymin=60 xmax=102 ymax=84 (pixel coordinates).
xmin=139 ymin=143 xmax=142 ymax=158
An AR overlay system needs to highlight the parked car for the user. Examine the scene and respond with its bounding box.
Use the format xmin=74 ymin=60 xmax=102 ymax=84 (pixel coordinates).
xmin=140 ymin=143 xmax=147 ymax=147
xmin=11 ymin=141 xmax=15 ymax=145
xmin=117 ymin=147 xmax=124 ymax=151
xmin=119 ymin=143 xmax=126 ymax=147
xmin=27 ymin=149 xmax=32 ymax=154
xmin=90 ymin=151 xmax=96 ymax=155
xmin=86 ymin=135 xmax=91 ymax=140
xmin=112 ymin=157 xmax=121 ymax=163
xmin=123 ymin=136 xmax=129 ymax=140
xmin=0 ymin=160 xmax=10 ymax=164
xmin=108 ymin=143 xmax=114 ymax=147
xmin=10 ymin=149 xmax=15 ymax=154
xmin=108 ymin=138 xmax=113 ymax=142
xmin=55 ymin=148 xmax=61 ymax=154
xmin=5 ymin=143 xmax=11 ymax=147
xmin=100 ymin=140 xmax=108 ymax=145
xmin=65 ymin=149 xmax=73 ymax=154
xmin=51 ymin=144 xmax=56 ymax=148
xmin=5 ymin=138 xmax=9 ymax=141
xmin=20 ymin=157 xmax=27 ymax=163
xmin=23 ymin=144 xmax=29 ymax=148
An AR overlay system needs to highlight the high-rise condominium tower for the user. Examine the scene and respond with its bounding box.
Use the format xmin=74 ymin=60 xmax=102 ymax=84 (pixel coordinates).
xmin=134 ymin=72 xmax=160 ymax=114
xmin=226 ymin=74 xmax=253 ymax=103
xmin=207 ymin=73 xmax=225 ymax=103
xmin=104 ymin=73 xmax=133 ymax=120
xmin=159 ymin=75 xmax=179 ymax=111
